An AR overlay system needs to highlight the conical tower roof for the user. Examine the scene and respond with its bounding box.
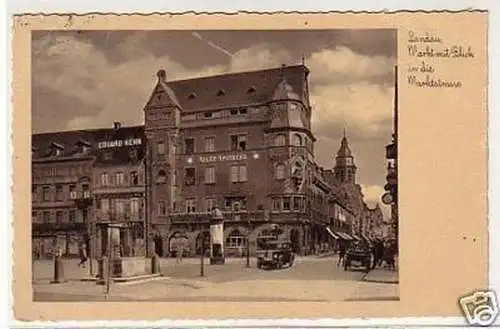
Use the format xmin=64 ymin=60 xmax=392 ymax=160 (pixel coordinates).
xmin=336 ymin=129 xmax=353 ymax=158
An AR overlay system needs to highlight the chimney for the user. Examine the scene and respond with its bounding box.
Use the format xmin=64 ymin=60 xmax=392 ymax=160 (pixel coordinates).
xmin=113 ymin=121 xmax=121 ymax=130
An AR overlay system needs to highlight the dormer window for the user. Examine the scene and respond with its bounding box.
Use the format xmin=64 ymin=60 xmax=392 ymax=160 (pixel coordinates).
xmin=76 ymin=139 xmax=92 ymax=154
xmin=50 ymin=142 xmax=64 ymax=157
xmin=247 ymin=86 xmax=256 ymax=93
xmin=188 ymin=92 xmax=197 ymax=100
xmin=217 ymin=89 xmax=226 ymax=96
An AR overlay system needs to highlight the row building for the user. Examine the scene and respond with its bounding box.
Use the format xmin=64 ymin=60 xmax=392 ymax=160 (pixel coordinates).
xmin=31 ymin=64 xmax=385 ymax=259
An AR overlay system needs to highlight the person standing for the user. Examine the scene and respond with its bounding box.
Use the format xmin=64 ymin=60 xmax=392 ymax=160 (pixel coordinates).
xmin=78 ymin=242 xmax=88 ymax=268
xmin=176 ymin=238 xmax=184 ymax=264
xmin=337 ymin=242 xmax=346 ymax=267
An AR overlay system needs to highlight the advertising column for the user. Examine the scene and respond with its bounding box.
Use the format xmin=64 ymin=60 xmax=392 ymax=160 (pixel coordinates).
xmin=210 ymin=208 xmax=225 ymax=265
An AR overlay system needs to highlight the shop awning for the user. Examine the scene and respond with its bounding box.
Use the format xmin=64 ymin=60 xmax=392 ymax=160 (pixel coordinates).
xmin=325 ymin=226 xmax=340 ymax=239
xmin=351 ymin=234 xmax=362 ymax=241
xmin=337 ymin=232 xmax=352 ymax=240
xmin=361 ymin=234 xmax=372 ymax=243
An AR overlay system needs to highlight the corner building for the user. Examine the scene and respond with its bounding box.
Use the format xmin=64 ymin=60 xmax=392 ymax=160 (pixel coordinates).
xmin=144 ymin=65 xmax=335 ymax=256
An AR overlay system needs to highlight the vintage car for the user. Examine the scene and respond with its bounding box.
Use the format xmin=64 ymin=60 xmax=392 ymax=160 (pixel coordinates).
xmin=256 ymin=241 xmax=295 ymax=270
xmin=344 ymin=244 xmax=371 ymax=272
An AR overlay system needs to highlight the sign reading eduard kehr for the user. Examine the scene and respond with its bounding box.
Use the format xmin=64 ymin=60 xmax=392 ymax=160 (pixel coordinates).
xmin=97 ymin=138 xmax=143 ymax=149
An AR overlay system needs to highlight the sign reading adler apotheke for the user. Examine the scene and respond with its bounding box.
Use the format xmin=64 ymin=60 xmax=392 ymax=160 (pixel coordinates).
xmin=199 ymin=153 xmax=247 ymax=163
xmin=98 ymin=138 xmax=142 ymax=149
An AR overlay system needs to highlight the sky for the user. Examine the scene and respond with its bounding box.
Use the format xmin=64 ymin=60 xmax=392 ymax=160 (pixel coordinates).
xmin=31 ymin=29 xmax=397 ymax=218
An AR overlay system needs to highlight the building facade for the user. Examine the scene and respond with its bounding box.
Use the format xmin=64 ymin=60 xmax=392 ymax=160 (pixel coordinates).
xmin=31 ymin=125 xmax=147 ymax=259
xmin=92 ymin=123 xmax=147 ymax=258
xmin=32 ymin=132 xmax=95 ymax=258
xmin=31 ymin=65 xmax=387 ymax=259
xmin=143 ymin=65 xmax=356 ymax=257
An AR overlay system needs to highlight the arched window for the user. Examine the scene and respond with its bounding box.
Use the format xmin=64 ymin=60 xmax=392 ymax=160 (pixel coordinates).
xmin=226 ymin=230 xmax=245 ymax=248
xmin=275 ymin=163 xmax=286 ymax=180
xmin=292 ymin=133 xmax=303 ymax=146
xmin=274 ymin=134 xmax=286 ymax=146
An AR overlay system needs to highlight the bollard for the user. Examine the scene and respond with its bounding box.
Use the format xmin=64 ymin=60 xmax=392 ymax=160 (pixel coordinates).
xmin=151 ymin=254 xmax=160 ymax=274
xmin=96 ymin=256 xmax=108 ymax=285
xmin=50 ymin=253 xmax=65 ymax=284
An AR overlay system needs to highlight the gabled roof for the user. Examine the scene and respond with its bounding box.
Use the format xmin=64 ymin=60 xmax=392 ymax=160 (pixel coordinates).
xmin=145 ymin=65 xmax=309 ymax=113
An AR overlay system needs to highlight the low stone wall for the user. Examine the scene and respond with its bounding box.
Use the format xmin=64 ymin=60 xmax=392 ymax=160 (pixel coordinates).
xmin=111 ymin=257 xmax=149 ymax=278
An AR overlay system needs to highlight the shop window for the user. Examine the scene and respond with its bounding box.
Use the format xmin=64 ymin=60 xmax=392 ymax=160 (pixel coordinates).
xmin=226 ymin=230 xmax=246 ymax=248
xmin=230 ymin=134 xmax=247 ymax=151
xmin=184 ymin=168 xmax=196 ymax=185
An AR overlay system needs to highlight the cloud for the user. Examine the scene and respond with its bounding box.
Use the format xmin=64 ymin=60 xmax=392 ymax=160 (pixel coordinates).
xmin=32 ymin=33 xmax=395 ymax=203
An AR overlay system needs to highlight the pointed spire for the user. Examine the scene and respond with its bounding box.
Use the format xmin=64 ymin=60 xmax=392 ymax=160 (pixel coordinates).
xmin=337 ymin=129 xmax=352 ymax=158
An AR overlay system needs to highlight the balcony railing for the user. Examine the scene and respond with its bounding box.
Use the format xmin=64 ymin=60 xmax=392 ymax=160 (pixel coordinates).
xmin=169 ymin=210 xmax=269 ymax=222
xmin=32 ymin=222 xmax=87 ymax=232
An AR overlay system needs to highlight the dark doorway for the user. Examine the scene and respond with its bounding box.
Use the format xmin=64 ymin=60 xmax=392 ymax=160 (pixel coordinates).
xmin=195 ymin=231 xmax=210 ymax=256
xmin=154 ymin=235 xmax=163 ymax=257
xmin=290 ymin=228 xmax=301 ymax=253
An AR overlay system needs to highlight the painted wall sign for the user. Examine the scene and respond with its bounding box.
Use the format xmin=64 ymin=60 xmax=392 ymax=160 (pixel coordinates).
xmin=98 ymin=138 xmax=142 ymax=149
xmin=199 ymin=153 xmax=247 ymax=163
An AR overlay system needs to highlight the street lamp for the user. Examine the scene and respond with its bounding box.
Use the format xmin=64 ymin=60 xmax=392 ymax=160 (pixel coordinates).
xmin=246 ymin=214 xmax=251 ymax=268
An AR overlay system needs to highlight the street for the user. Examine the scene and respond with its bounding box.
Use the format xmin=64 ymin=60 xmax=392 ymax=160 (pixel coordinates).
xmin=32 ymin=255 xmax=399 ymax=302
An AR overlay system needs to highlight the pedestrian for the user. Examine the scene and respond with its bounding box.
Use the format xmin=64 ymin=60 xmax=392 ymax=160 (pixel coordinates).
xmin=337 ymin=242 xmax=346 ymax=267
xmin=78 ymin=243 xmax=88 ymax=268
xmin=176 ymin=238 xmax=184 ymax=263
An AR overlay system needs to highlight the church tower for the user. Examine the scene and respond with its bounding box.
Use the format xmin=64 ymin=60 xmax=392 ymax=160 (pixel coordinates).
xmin=333 ymin=130 xmax=357 ymax=184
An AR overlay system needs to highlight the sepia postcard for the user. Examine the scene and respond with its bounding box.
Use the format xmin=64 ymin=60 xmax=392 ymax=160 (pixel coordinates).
xmin=11 ymin=11 xmax=489 ymax=322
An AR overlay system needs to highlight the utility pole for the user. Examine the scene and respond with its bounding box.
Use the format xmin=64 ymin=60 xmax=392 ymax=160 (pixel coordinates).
xmin=200 ymin=219 xmax=205 ymax=277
